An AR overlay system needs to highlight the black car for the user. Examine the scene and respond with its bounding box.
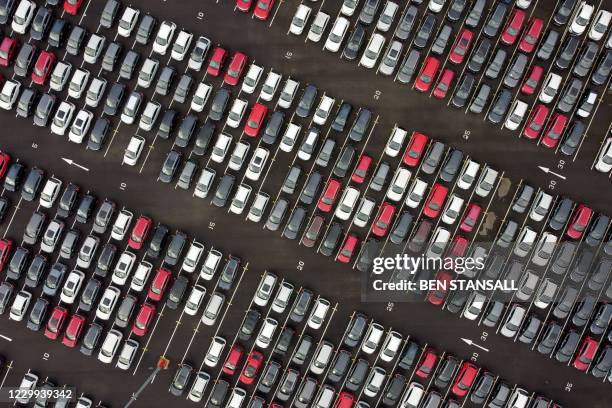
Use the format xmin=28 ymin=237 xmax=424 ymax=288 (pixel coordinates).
xmin=24 ymin=254 xmax=47 ymax=288
xmin=43 ymin=262 xmax=67 ymax=297
xmin=265 ymin=198 xmax=288 ymax=231
xmin=166 ymin=275 xmax=189 ymax=309
xmin=356 ymin=238 xmax=380 ymax=272
xmin=78 ymin=278 xmax=101 ymax=312
xmin=164 ymin=231 xmax=187 ymax=266
xmin=328 ymin=350 xmax=351 ymax=383
xmin=16 ymin=88 xmax=38 ymax=118
xmin=557 ymin=78 xmax=582 ymax=113
xmin=549 ymin=197 xmax=573 ymax=230
xmin=147 ymin=225 xmax=169 ymax=259
xmin=572 ymin=294 xmax=596 ymax=326
xmin=80 ymin=323 xmax=103 ymax=356
xmin=103 ymin=83 xmax=126 ymax=116
xmin=592 ymin=50 xmax=612 ymax=85
xmin=470 ymin=371 xmax=495 ymax=404
xmin=48 ymin=19 xmax=69 ymax=48
xmin=331 ymin=102 xmax=352 ymax=132
xmin=0 ymin=198 xmax=9 ymax=223
xmin=66 ymin=25 xmax=86 ymax=55
xmin=394 ymin=6 xmax=417 ymax=40
xmin=299 ymin=172 xmax=322 ymax=205
xmin=555 ymin=330 xmax=581 ymax=363
xmin=6 ymin=246 xmax=29 ymax=281
xmin=211 ymin=174 xmax=235 ymax=208
xmin=208 ymin=88 xmax=231 ymax=121
xmin=333 ymin=145 xmax=355 ymax=178
xmin=102 ymin=42 xmax=123 ymax=72
xmin=586 ymin=214 xmax=609 ymax=247
xmin=218 ymin=256 xmax=240 ymax=291
xmin=0 ymin=0 xmax=16 ymax=25
xmin=30 ymin=7 xmax=52 ymax=41
xmin=590 ymin=303 xmax=612 ymax=336
xmin=274 ymin=326 xmax=294 ymax=355
xmin=554 ymin=0 xmax=577 ymax=25
xmin=434 ymin=356 xmax=459 ymax=389
xmin=159 ymin=150 xmax=182 ymax=183
xmin=276 ymin=369 xmax=299 ymax=401
xmin=282 ymin=207 xmax=306 ymax=240
xmin=169 ymin=364 xmax=192 ymax=397
xmin=136 ymin=15 xmax=157 ymax=45
xmin=348 ymin=109 xmax=372 ymax=142
xmin=262 ymin=111 xmax=284 ymax=144
xmin=591 ymin=346 xmax=612 ymax=378
xmin=87 ymin=118 xmax=110 ymax=151
xmin=343 ymin=24 xmax=366 ymax=60
xmin=296 ymin=84 xmax=317 ymax=118
xmin=192 ymin=121 xmax=215 ymax=155
xmin=26 ymin=297 xmax=48 ymax=331
xmin=175 ymin=114 xmax=197 ymax=148
xmin=320 ymin=222 xmax=342 ymax=256
xmin=345 ymin=359 xmax=368 ymax=391
xmin=537 ymin=321 xmax=562 ymax=355
xmin=503 ymin=53 xmax=528 ymax=88
xmin=574 ymin=41 xmax=599 ymax=77
xmin=468 ymin=38 xmax=491 ymax=73
xmin=290 ymin=289 xmax=313 ymax=323
xmin=0 ymin=282 xmax=13 ymax=315
xmin=75 ymin=194 xmax=96 ymax=224
xmin=414 ymin=14 xmax=436 ymax=48
xmin=59 ymin=229 xmax=80 ymax=259
xmin=390 ymin=211 xmax=413 ymax=244
xmin=556 ymin=36 xmax=579 ymax=69
xmin=537 ymin=29 xmax=559 ymax=61
xmin=33 ymin=93 xmax=56 ymax=127
xmin=483 ymin=3 xmax=508 ymax=37
xmin=239 ymin=309 xmax=260 ymax=341
xmin=93 ymin=243 xmax=116 ymax=277
xmin=157 ymin=109 xmax=179 ymax=139
xmin=487 ymin=89 xmax=512 ymax=124
xmin=258 ymin=361 xmax=281 ymax=393
xmin=21 ymin=167 xmax=44 ymax=201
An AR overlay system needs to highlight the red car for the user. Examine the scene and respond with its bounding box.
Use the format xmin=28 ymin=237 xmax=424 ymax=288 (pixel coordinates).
xmin=427 ymin=271 xmax=453 ymax=306
xmin=0 ymin=37 xmax=18 ymax=67
xmin=521 ymin=65 xmax=543 ymax=95
xmin=449 ymin=28 xmax=473 ymax=64
xmin=132 ymin=302 xmax=156 ymax=337
xmin=0 ymin=239 xmax=13 ymax=272
xmin=254 ymin=0 xmax=275 ymax=20
xmin=236 ymin=0 xmax=253 ymax=12
xmin=460 ymin=203 xmax=482 ymax=233
xmin=523 ymin=104 xmax=549 ymax=139
xmin=371 ymin=202 xmax=396 ymax=237
xmin=62 ymin=314 xmax=85 ymax=348
xmin=239 ymin=350 xmax=264 ymax=385
xmin=541 ymin=113 xmax=568 ymax=148
xmin=244 ymin=103 xmax=268 ymax=137
xmin=224 ymin=52 xmax=247 ymax=86
xmin=351 ymin=154 xmax=372 ymax=183
xmin=335 ymin=392 xmax=354 ymax=408
xmin=0 ymin=151 xmax=11 ymax=179
xmin=519 ymin=17 xmax=544 ymax=53
xmin=403 ymin=132 xmax=428 ymax=167
xmin=566 ymin=204 xmax=592 ymax=239
xmin=415 ymin=348 xmax=438 ymax=379
xmin=501 ymin=9 xmax=526 ymax=45
xmin=317 ymin=179 xmax=341 ymax=212
xmin=415 ymin=56 xmax=440 ymax=92
xmin=448 ymin=235 xmax=469 ymax=258
xmin=573 ymin=336 xmax=599 ymax=371
xmin=207 ymin=47 xmax=228 ymax=77
xmin=31 ymin=51 xmax=56 ymax=85
xmin=337 ymin=234 xmax=358 ymax=263
xmin=433 ymin=68 xmax=454 ymax=99
xmin=44 ymin=306 xmax=68 ymax=340
xmin=451 ymin=362 xmax=479 ymax=397
xmin=423 ymin=184 xmax=448 ymax=219
xmin=147 ymin=268 xmax=172 ymax=301
xmin=63 ymin=0 xmax=85 ymax=15
xmin=223 ymin=344 xmax=245 ymax=375
xmin=128 ymin=216 xmax=153 ymax=250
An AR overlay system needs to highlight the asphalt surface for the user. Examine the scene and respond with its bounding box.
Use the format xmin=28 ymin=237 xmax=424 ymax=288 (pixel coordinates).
xmin=0 ymin=0 xmax=611 ymax=407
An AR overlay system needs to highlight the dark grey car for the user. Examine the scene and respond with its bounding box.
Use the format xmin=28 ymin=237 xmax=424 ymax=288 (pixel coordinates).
xmin=208 ymin=88 xmax=231 ymax=121
xmin=359 ymin=0 xmax=380 ymax=25
xmin=193 ymin=121 xmax=215 ymax=156
xmin=469 ymin=83 xmax=491 ymax=114
xmin=87 ymin=118 xmax=110 ymax=151
xmin=394 ymin=5 xmax=417 ymax=40
xmin=166 ymin=276 xmax=189 ymax=309
xmin=421 ymin=141 xmax=444 ymax=174
xmin=175 ymin=114 xmax=197 ymax=148
xmin=296 ymin=84 xmax=317 ymax=118
xmin=414 ymin=14 xmax=436 ymax=48
xmin=156 ymin=65 xmax=177 ymax=96
xmin=485 ymin=49 xmax=507 ymax=80
xmin=348 ymin=108 xmax=372 ymax=142
xmin=66 ymin=25 xmax=86 ymax=56
xmin=487 ymin=90 xmax=512 ymax=124
xmin=14 ymin=43 xmax=36 ymax=77
xmin=136 ymin=15 xmax=157 ymax=45
xmin=262 ymin=111 xmax=284 ymax=145
xmin=537 ymin=29 xmax=559 ymax=61
xmin=100 ymin=0 xmax=120 ymax=28
xmin=556 ymin=36 xmax=579 ymax=70
xmin=431 ymin=24 xmax=452 ymax=56
xmin=554 ymin=0 xmax=577 ymax=25
xmin=331 ymin=102 xmax=352 ymax=132
xmin=0 ymin=0 xmax=16 ymax=25
xmin=343 ymin=24 xmax=366 ymax=60
xmin=465 ymin=0 xmax=486 ymax=27
xmin=33 ymin=93 xmax=56 ymax=127
xmin=104 ymin=83 xmax=126 ymax=116
xmin=283 ymin=207 xmax=306 ymax=240
xmin=26 ymin=297 xmax=48 ymax=331
xmin=451 ymin=73 xmax=475 ymax=108
xmin=30 ymin=7 xmax=52 ymax=41
xmin=320 ymin=223 xmax=342 ymax=257
xmin=592 ymin=50 xmax=612 ymax=85
xmin=557 ymin=78 xmax=582 ymax=113
xmin=177 ymin=160 xmax=198 ymax=190
xmin=165 ymin=231 xmax=187 ymax=266
xmin=174 ymin=74 xmax=193 ymax=103
xmin=483 ymin=3 xmax=508 ymax=38
xmin=299 ymin=172 xmax=322 ymax=205
xmin=265 ymin=199 xmax=288 ymax=231
xmin=468 ymin=38 xmax=491 ymax=73
xmin=503 ymin=53 xmax=528 ymax=88
xmin=158 ymin=150 xmax=182 ymax=183
xmin=397 ymin=49 xmax=420 ymax=84
xmin=16 ymin=88 xmax=38 ymax=118
xmin=333 ymin=145 xmax=355 ymax=177
xmin=211 ymin=174 xmax=235 ymax=207
xmin=22 ymin=167 xmax=44 ymax=201
xmin=574 ymin=42 xmax=599 ymax=77
xmin=157 ymin=109 xmax=179 ymax=138
xmin=102 ymin=42 xmax=123 ymax=72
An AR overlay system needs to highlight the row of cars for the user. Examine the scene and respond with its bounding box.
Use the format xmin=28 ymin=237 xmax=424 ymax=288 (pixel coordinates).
xmin=169 ymin=271 xmax=559 ymax=408
xmin=0 ymin=150 xmax=249 ymax=373
xmin=288 ymin=0 xmax=612 ymax=162
xmin=13 ymin=369 xmax=103 ymax=407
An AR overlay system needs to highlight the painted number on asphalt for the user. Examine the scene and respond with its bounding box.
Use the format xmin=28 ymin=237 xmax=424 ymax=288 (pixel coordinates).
xmin=470 ymin=352 xmax=478 ymax=362
xmin=480 ymin=331 xmax=488 ymax=342
xmin=463 ymin=130 xmax=471 ymax=140
xmin=285 ymin=51 xmax=293 ymax=60
xmin=296 ymin=260 xmax=305 ymax=271
xmin=549 ymin=180 xmax=557 ymax=190
xmin=32 ymin=143 xmax=38 ymax=149
xmin=197 ymin=11 xmax=204 ymax=20
xmin=565 ymin=382 xmax=573 ymax=392
xmin=42 ymin=353 xmax=50 ymax=361
xmin=208 ymin=222 xmax=215 ymax=230
xmin=119 ymin=182 xmax=127 ymax=191
xmin=386 ymin=302 xmax=394 ymax=312
xmin=373 ymin=90 xmax=382 ymax=101
xmin=558 ymin=159 xmax=565 ymax=170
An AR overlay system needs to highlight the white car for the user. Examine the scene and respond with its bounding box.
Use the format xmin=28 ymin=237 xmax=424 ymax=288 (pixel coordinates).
xmin=153 ymin=20 xmax=177 ymax=55
xmin=245 ymin=147 xmax=269 ymax=181
xmin=538 ymin=72 xmax=561 ymax=104
xmin=529 ymin=191 xmax=553 ymax=222
xmin=83 ymin=34 xmax=106 ymax=65
xmin=184 ymin=285 xmax=207 ymax=315
xmin=504 ymin=100 xmax=528 ymax=131
xmin=15 ymin=372 xmax=38 ymax=404
xmin=182 ymin=241 xmax=205 ymax=273
xmin=190 ymin=82 xmax=212 ymax=112
xmin=307 ymin=297 xmax=330 ymax=329
xmin=50 ymin=61 xmax=72 ymax=92
xmin=456 ymin=160 xmax=480 ymax=190
xmin=324 ymin=16 xmax=349 ymax=52
xmin=254 ymin=272 xmax=277 ymax=307
xmin=228 ymin=141 xmax=250 ymax=171
xmin=112 ymin=251 xmax=137 ymax=285
xmin=280 ymin=123 xmax=301 ymax=152
xmin=68 ymin=109 xmax=94 ymax=144
xmin=405 ymin=178 xmax=427 ymax=208
xmin=130 ymin=261 xmax=153 ymax=292
xmin=188 ymin=36 xmax=211 ymax=71
xmin=137 ymin=58 xmax=159 ymax=88
xmin=242 ymin=64 xmax=264 ymax=94
xmin=248 ymin=192 xmax=270 ymax=223
xmin=313 ymin=95 xmax=335 ymax=125
xmin=200 ymin=249 xmax=222 ymax=280
xmin=230 ymin=184 xmax=252 ymax=215
xmin=171 ymin=30 xmax=193 ymax=61
xmin=0 ymin=79 xmax=21 ymax=110
xmin=68 ymin=68 xmax=90 ymax=99
xmin=9 ymin=290 xmax=31 ymax=321
xmin=255 ymin=318 xmax=278 ymax=348
xmin=96 ymin=286 xmax=121 ymax=320
xmin=589 ymin=9 xmax=611 ymax=40
xmin=204 ymin=336 xmax=226 ymax=367
xmin=441 ymin=194 xmax=464 ymax=225
xmin=116 ymin=339 xmax=139 ymax=370
xmin=353 ymin=197 xmax=376 ymax=227
xmin=297 ymin=128 xmax=319 ymax=161
xmin=139 ymin=101 xmax=161 ymax=132
xmin=117 ymin=7 xmax=140 ymax=37
xmin=341 ymin=0 xmax=360 ymax=16
xmin=595 ymin=137 xmax=612 ymax=173
xmin=11 ymin=0 xmax=36 ymax=34
xmin=111 ymin=210 xmax=133 ymax=241
xmin=516 ymin=0 xmax=532 ymax=9
xmin=308 ymin=11 xmax=330 ymax=42
xmin=60 ymin=270 xmax=85 ymax=304
xmin=39 ymin=177 xmax=62 ymax=208
xmin=51 ymin=101 xmax=75 ymax=136
xmin=211 ymin=133 xmax=232 ymax=163
xmin=570 ymin=1 xmax=594 ymax=35
xmin=85 ymin=77 xmax=107 ymax=108
xmin=259 ymin=71 xmax=282 ymax=102
xmin=426 ymin=227 xmax=451 ymax=259
xmin=335 ymin=187 xmax=359 ymax=221
xmin=386 ymin=167 xmax=411 ymax=202
xmin=360 ymin=33 xmax=385 ymax=68
xmin=428 ymin=0 xmax=446 ymax=13
xmin=463 ymin=291 xmax=487 ymax=320
xmin=289 ymin=4 xmax=311 ymax=35
xmin=188 ymin=372 xmax=210 ymax=403
xmin=385 ymin=127 xmax=407 ymax=157
xmin=76 ymin=235 xmax=99 ymax=269
xmin=123 ymin=135 xmax=146 ymax=166
xmin=98 ymin=329 xmax=123 ymax=364
xmin=377 ymin=1 xmax=399 ymax=32
xmin=380 ymin=331 xmax=402 ymax=362
xmin=226 ymin=99 xmax=248 ymax=128
xmin=362 ymin=323 xmax=384 ymax=354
